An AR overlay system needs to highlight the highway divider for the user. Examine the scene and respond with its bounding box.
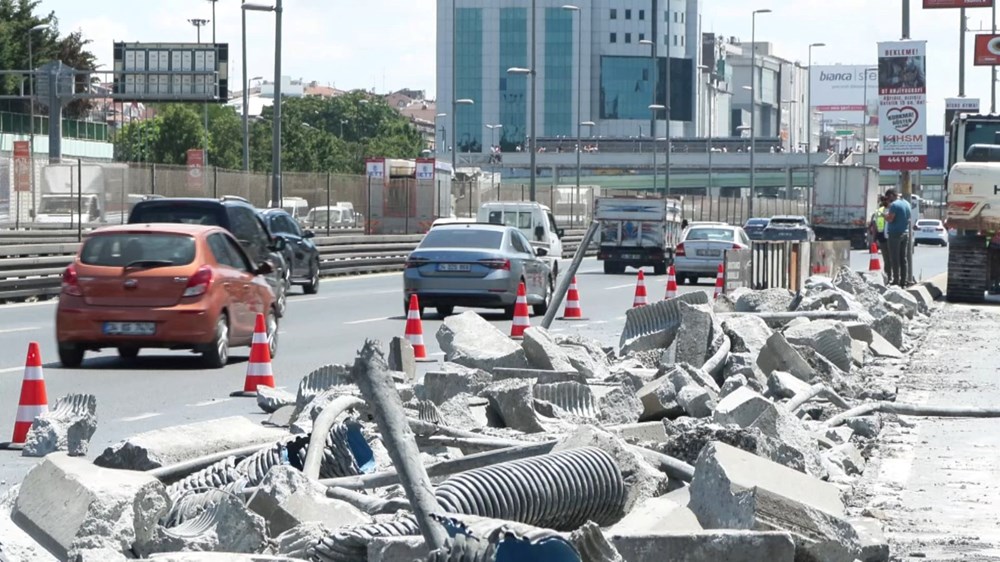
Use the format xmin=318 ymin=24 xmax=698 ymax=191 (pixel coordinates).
xmin=0 ymin=229 xmax=597 ymax=302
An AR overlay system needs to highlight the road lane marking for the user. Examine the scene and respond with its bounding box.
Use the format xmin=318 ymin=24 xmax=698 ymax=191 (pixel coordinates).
xmin=118 ymin=413 xmax=161 ymax=422
xmin=294 ymin=297 xmax=329 ymax=303
xmin=0 ymin=300 xmax=58 ymax=310
xmin=605 ymin=284 xmax=636 ymax=290
xmin=0 ymin=327 xmax=40 ymax=335
xmin=344 ymin=317 xmax=390 ymax=325
xmin=0 ymin=366 xmax=25 ymax=373
xmin=190 ymin=398 xmax=233 ymax=407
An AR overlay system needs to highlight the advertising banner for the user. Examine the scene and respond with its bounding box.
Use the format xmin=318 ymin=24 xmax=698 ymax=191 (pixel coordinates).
xmin=974 ymin=34 xmax=1000 ymax=65
xmin=365 ymin=158 xmax=386 ymax=184
xmin=809 ymin=65 xmax=879 ymax=125
xmin=186 ymin=148 xmax=205 ymax=190
xmin=878 ymin=41 xmax=928 ymax=170
xmin=12 ymin=141 xmax=30 ymax=193
xmin=923 ymin=0 xmax=992 ymax=7
xmin=415 ymin=158 xmax=435 ymax=181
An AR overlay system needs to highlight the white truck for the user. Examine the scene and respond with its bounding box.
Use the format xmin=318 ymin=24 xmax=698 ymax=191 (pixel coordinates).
xmin=809 ymin=165 xmax=880 ymax=249
xmin=477 ymin=201 xmax=565 ymax=278
xmin=33 ymin=163 xmax=126 ymax=225
xmin=594 ymin=196 xmax=683 ymax=275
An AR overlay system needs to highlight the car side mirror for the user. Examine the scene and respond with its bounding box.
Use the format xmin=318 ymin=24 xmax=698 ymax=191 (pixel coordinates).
xmin=303 ymin=230 xmax=315 ymax=239
xmin=256 ymin=261 xmax=274 ymax=275
xmin=535 ymin=247 xmax=549 ymax=257
xmin=271 ymin=237 xmax=287 ymax=251
xmin=534 ymin=225 xmax=545 ymax=241
xmin=556 ymin=228 xmax=565 ymax=238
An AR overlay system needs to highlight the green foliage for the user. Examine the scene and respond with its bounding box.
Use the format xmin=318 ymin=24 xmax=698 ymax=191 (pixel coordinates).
xmin=116 ymin=91 xmax=427 ymax=175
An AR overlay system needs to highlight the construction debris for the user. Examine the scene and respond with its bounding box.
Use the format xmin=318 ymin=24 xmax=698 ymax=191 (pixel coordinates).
xmin=21 ymin=393 xmax=97 ymax=457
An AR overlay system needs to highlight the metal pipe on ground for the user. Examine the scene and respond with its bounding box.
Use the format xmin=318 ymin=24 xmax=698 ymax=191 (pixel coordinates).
xmin=627 ymin=444 xmax=695 ymax=483
xmin=320 ymin=440 xmax=559 ymax=490
xmin=786 ymin=383 xmax=852 ymax=413
xmin=824 ymin=402 xmax=1000 ymax=428
xmin=350 ymin=340 xmax=447 ymax=550
xmin=542 ymin=221 xmax=600 ymax=329
xmin=325 ymin=486 xmax=412 ymax=515
xmin=302 ymin=395 xmax=366 ymax=480
xmin=717 ymin=311 xmax=860 ymax=322
xmin=148 ymin=442 xmax=276 ymax=482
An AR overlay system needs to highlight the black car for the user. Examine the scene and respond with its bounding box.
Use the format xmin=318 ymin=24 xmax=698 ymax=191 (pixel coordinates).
xmin=259 ymin=208 xmax=321 ymax=294
xmin=760 ymin=215 xmax=816 ymax=242
xmin=128 ymin=196 xmax=290 ymax=316
xmin=743 ymin=218 xmax=770 ymax=240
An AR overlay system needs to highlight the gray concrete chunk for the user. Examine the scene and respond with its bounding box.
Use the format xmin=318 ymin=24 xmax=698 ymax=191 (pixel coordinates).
xmin=13 ymin=453 xmax=170 ymax=560
xmin=735 ymin=288 xmax=795 ymax=313
xmin=94 ymin=416 xmax=287 ymax=471
xmin=22 ymin=393 xmax=97 ymax=457
xmin=883 ymin=287 xmax=919 ymax=319
xmin=722 ymin=315 xmax=774 ymax=357
xmin=435 ymin=311 xmax=528 ymax=371
xmin=756 ymin=332 xmax=814 ymax=381
xmin=248 ymin=466 xmax=370 ymax=537
xmin=522 ymin=327 xmax=578 ymax=372
xmin=783 ymin=320 xmax=853 ymax=373
xmin=609 ymin=487 xmax=702 ymax=534
xmin=637 ymin=376 xmax=684 ymax=422
xmin=387 ymin=336 xmax=416 ymax=381
xmin=482 ymin=379 xmax=549 ymax=433
xmin=869 ymin=331 xmax=904 ymax=358
xmin=766 ymin=371 xmax=812 ymax=400
xmin=420 ymin=365 xmax=493 ymax=405
xmin=675 ymin=302 xmax=715 ymax=367
xmin=610 ymin=531 xmax=795 ymax=562
xmin=872 ymin=313 xmax=905 ymax=350
xmin=848 ymin=517 xmax=890 ymax=562
xmin=597 ymin=385 xmax=643 ymax=425
xmin=677 ymin=385 xmax=715 ymax=419
xmin=713 ymin=387 xmax=775 ymax=428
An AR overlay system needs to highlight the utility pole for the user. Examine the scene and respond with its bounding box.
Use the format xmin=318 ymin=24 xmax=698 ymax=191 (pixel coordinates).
xmin=900 ymin=0 xmax=912 ymax=201
xmin=994 ymin=0 xmax=997 ymax=113
xmin=529 ymin=0 xmax=538 ymax=201
xmin=189 ymin=18 xmax=210 ymax=167
xmin=901 ymin=0 xmax=915 ymax=285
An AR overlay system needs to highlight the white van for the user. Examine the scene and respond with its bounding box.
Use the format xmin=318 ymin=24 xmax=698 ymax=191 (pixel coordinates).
xmin=269 ymin=197 xmax=310 ymax=220
xmin=477 ymin=201 xmax=565 ymax=278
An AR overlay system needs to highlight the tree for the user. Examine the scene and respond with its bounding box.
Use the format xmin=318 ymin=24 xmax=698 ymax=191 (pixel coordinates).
xmin=150 ymin=104 xmax=204 ymax=165
xmin=207 ymin=105 xmax=242 ymax=170
xmin=114 ymin=118 xmax=159 ymax=163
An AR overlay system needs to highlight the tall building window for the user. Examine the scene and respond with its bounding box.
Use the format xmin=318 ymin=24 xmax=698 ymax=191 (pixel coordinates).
xmin=625 ymin=32 xmax=632 ymax=44
xmin=498 ymin=7 xmax=527 ymax=150
xmin=543 ymin=7 xmax=573 ymax=136
xmin=638 ymin=33 xmax=645 ymax=42
xmin=610 ymin=32 xmax=617 ymax=43
xmin=625 ymin=9 xmax=631 ymax=19
xmin=639 ymin=9 xmax=645 ymax=20
xmin=455 ymin=7 xmax=483 ymax=153
xmin=610 ymin=8 xmax=617 ymax=19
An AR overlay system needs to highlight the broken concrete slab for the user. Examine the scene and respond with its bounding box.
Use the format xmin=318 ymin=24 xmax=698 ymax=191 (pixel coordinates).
xmin=437 ymin=394 xmax=491 ymax=429
xmin=720 ymin=374 xmax=749 ymax=398
xmin=22 ymin=393 xmax=97 ymax=457
xmin=824 ymin=427 xmax=854 ymax=445
xmin=906 ymin=284 xmax=934 ymax=313
xmin=677 ymin=385 xmax=715 ymax=419
xmin=766 ymin=371 xmax=812 ymax=400
xmin=95 ymin=416 xmax=287 ymax=471
xmin=619 ymin=292 xmax=709 ymax=355
xmin=612 ymin=421 xmax=668 ymax=443
xmin=596 ymin=385 xmax=643 ymax=425
xmin=608 ymin=487 xmax=703 ymax=534
xmin=843 ymin=321 xmax=874 ymax=344
xmin=722 ymin=353 xmax=768 ymax=390
xmin=436 ymin=311 xmax=528 ymax=371
xmin=872 ymin=312 xmax=905 ymax=350
xmin=367 ymin=536 xmax=430 ymax=562
xmin=138 ymin=554 xmax=306 ymax=562
xmin=713 ymin=387 xmax=775 ymax=429
xmin=137 ymin=492 xmax=267 ymax=556
xmin=851 ymin=339 xmax=867 ymax=366
xmin=555 ymin=334 xmax=611 ymax=378
xmin=609 ymin=531 xmax=795 ymax=562
xmin=756 ymin=332 xmax=813 ymax=381
xmin=674 ymin=302 xmax=715 ymax=367
xmin=13 ymin=453 xmax=169 ymax=560
xmin=689 ymin=441 xmax=860 ymax=561
xmin=845 ymin=416 xmax=881 ymax=439
xmin=522 ymin=326 xmax=578 ymax=372
xmin=783 ymin=320 xmax=853 ymax=373
xmin=826 ymin=443 xmax=865 ymax=476
xmin=268 ymin=521 xmax=330 ymax=559
xmin=637 ymin=376 xmax=684 ymax=422
xmin=722 ymin=315 xmax=774 ymax=357
xmin=735 ymin=288 xmax=795 ymax=313
xmin=387 ymin=336 xmax=416 ymax=381
xmin=492 ymin=367 xmax=585 ymax=384
xmin=256 ymin=386 xmax=296 ymax=415
xmin=869 ymin=330 xmax=904 ymax=359
xmin=848 ymin=517 xmax=890 ymax=562
xmin=482 ymin=379 xmax=550 ymax=433
xmin=420 ymin=365 xmax=493 ymax=405
xmin=248 ymin=466 xmax=371 ymax=537
xmin=883 ymin=287 xmax=919 ymax=319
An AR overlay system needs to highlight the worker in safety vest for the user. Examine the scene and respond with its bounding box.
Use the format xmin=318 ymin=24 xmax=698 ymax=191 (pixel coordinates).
xmin=874 ymin=196 xmax=892 ymax=275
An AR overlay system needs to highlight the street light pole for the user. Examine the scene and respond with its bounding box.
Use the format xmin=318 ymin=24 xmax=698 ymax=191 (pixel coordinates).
xmin=451 ymin=99 xmax=475 ymax=170
xmin=241 ymin=0 xmax=249 ymax=171
xmin=748 ymin=8 xmax=772 ymax=219
xmin=649 ymin=104 xmax=665 ymax=196
xmin=507 ymin=66 xmax=536 ymax=199
xmin=188 ymin=18 xmax=210 ymax=166
xmin=28 ymin=23 xmax=51 ymax=223
xmin=529 ymin=0 xmax=538 ymax=201
xmin=563 ymin=5 xmax=583 ymax=210
xmin=486 ymin=123 xmax=502 ymax=198
xmin=665 ymin=0 xmax=672 ymax=198
xmin=243 ymin=2 xmax=282 ymax=206
xmin=641 ymin=39 xmax=658 ymax=195
xmin=807 ymin=42 xmax=825 ymax=196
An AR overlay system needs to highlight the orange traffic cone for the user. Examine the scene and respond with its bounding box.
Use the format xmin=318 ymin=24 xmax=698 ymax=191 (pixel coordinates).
xmin=405 ymin=295 xmax=433 ymax=362
xmin=868 ymin=243 xmax=881 ymax=272
xmin=633 ymin=270 xmax=648 ymax=308
xmin=664 ymin=265 xmax=678 ymax=300
xmin=0 ymin=342 xmax=48 ymax=450
xmin=713 ymin=264 xmax=725 ymax=299
xmin=560 ymin=277 xmax=587 ymax=320
xmin=510 ymin=282 xmax=531 ymax=339
xmin=231 ymin=313 xmax=276 ymax=397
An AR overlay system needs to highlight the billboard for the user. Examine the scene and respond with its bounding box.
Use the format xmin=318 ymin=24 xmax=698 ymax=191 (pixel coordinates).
xmin=415 ymin=158 xmax=435 ymax=181
xmin=877 ymin=41 xmax=928 ymax=170
xmin=186 ymin=149 xmax=205 ymax=190
xmin=12 ymin=141 xmax=30 ymax=193
xmin=923 ymin=0 xmax=992 ymax=7
xmin=809 ymin=65 xmax=879 ymax=125
xmin=974 ymin=34 xmax=1000 ymax=66
xmin=113 ymin=42 xmax=229 ymax=102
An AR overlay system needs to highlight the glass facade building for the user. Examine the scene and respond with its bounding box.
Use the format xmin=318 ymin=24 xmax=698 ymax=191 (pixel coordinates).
xmin=543 ymin=8 xmax=573 ymax=138
xmin=455 ymin=7 xmax=483 ymax=153
xmin=499 ymin=7 xmax=527 ymax=151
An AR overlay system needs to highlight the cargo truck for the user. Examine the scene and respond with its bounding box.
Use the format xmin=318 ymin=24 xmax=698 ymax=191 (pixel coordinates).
xmin=594 ymin=196 xmax=683 ymax=275
xmin=809 ymin=165 xmax=880 ymax=249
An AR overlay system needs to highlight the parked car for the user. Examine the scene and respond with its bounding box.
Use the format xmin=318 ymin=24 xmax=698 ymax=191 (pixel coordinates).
xmin=760 ymin=215 xmax=816 ymax=242
xmin=259 ymin=208 xmax=321 ymax=294
xmin=913 ymin=219 xmax=948 ymax=246
xmin=674 ymin=224 xmax=751 ymax=285
xmin=743 ymin=218 xmax=770 ymax=240
xmin=307 ymin=204 xmax=359 ymax=229
xmin=55 ymin=224 xmax=279 ymax=368
xmin=128 ymin=196 xmax=290 ymax=317
xmin=403 ymin=223 xmax=553 ymax=318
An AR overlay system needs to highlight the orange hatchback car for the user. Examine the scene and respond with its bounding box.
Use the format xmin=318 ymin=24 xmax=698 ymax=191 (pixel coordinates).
xmin=56 ymin=223 xmax=279 ymax=368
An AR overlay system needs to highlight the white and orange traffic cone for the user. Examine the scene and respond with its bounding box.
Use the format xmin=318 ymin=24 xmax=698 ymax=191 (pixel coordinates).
xmin=0 ymin=342 xmax=48 ymax=450
xmin=713 ymin=263 xmax=725 ymax=299
xmin=560 ymin=276 xmax=587 ymax=320
xmin=664 ymin=265 xmax=678 ymax=300
xmin=869 ymin=243 xmax=882 ymax=272
xmin=632 ymin=270 xmax=648 ymax=308
xmin=510 ymin=282 xmax=531 ymax=339
xmin=231 ymin=313 xmax=276 ymax=397
xmin=405 ymin=294 xmax=433 ymax=362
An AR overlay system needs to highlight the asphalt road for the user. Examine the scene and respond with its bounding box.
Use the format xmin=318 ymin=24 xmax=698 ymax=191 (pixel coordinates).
xmin=0 ymin=246 xmax=948 ymax=493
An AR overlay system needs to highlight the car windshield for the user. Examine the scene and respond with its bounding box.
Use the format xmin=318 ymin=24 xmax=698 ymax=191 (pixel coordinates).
xmin=81 ymin=233 xmax=196 ymax=267
xmin=917 ymin=220 xmax=941 ymax=227
xmin=685 ymin=228 xmax=734 ymax=242
xmin=311 ymin=210 xmax=341 ymax=223
xmin=419 ymin=228 xmax=504 ymax=249
xmin=768 ymin=217 xmax=805 ymax=226
xmin=39 ymin=196 xmax=80 ymax=214
xmin=131 ymin=205 xmax=222 ymax=226
xmin=745 ymin=219 xmax=769 ymax=227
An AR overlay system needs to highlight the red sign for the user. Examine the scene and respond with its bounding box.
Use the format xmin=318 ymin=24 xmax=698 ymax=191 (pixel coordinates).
xmin=923 ymin=0 xmax=992 ymax=7
xmin=186 ymin=149 xmax=205 ymax=190
xmin=13 ymin=141 xmax=30 ymax=193
xmin=879 ymin=154 xmax=928 ymax=171
xmin=975 ymin=34 xmax=1000 ymax=66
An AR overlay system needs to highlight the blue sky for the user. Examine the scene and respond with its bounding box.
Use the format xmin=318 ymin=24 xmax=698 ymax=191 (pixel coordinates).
xmin=37 ymin=0 xmax=998 ymax=133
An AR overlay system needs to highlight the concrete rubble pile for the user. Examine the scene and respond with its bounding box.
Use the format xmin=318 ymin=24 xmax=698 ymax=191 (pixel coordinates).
xmin=0 ymin=265 xmax=935 ymax=562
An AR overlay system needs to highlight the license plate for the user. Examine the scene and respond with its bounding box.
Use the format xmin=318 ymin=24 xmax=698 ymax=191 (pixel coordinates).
xmin=621 ymin=254 xmax=640 ymax=260
xmin=696 ymin=249 xmax=722 ymax=257
xmin=103 ymin=322 xmax=156 ymax=336
xmin=437 ymin=263 xmax=471 ymax=272
xmin=921 ymin=228 xmax=935 ymax=232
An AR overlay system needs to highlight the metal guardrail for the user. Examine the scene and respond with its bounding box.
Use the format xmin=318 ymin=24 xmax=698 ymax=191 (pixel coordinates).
xmin=748 ymin=240 xmax=850 ymax=292
xmin=0 ymin=229 xmax=596 ymax=301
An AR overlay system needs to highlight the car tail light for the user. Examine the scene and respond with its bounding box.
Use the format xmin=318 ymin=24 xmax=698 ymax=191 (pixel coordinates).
xmin=937 ymin=227 xmax=946 ymax=232
xmin=61 ymin=264 xmax=82 ymax=297
xmin=478 ymin=258 xmax=511 ymax=270
xmin=675 ymin=243 xmax=686 ymax=257
xmin=405 ymin=257 xmax=429 ymax=269
xmin=732 ymin=244 xmax=745 ymax=250
xmin=183 ymin=266 xmax=213 ymax=297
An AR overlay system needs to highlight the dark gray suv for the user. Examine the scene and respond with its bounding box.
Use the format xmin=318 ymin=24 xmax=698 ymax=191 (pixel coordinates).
xmin=128 ymin=196 xmax=290 ymax=316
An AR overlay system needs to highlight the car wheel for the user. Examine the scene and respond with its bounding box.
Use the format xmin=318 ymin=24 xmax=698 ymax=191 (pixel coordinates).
xmin=202 ymin=313 xmax=230 ymax=369
xmin=653 ymin=262 xmax=667 ymax=276
xmin=688 ymin=275 xmax=699 ymax=285
xmin=266 ymin=308 xmax=279 ymax=359
xmin=58 ymin=343 xmax=84 ymax=368
xmin=532 ymin=276 xmax=553 ymax=316
xmin=117 ymin=346 xmax=140 ymax=360
xmin=436 ymin=305 xmax=455 ymax=317
xmin=303 ymin=260 xmax=320 ymax=294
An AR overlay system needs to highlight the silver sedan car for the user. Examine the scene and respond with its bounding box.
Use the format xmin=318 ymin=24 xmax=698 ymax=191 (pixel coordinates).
xmin=403 ymin=223 xmax=553 ymax=318
xmin=674 ymin=224 xmax=751 ymax=285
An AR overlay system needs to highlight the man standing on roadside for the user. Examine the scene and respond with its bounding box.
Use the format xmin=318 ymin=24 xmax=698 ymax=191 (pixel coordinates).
xmin=875 ymin=196 xmax=891 ymax=272
xmin=883 ymin=189 xmax=911 ymax=286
